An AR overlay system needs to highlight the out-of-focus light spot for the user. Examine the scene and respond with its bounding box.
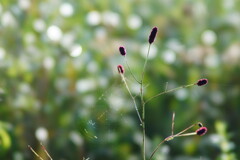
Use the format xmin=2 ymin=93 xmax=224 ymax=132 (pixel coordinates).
xmin=87 ymin=62 xmax=98 ymax=73
xmin=61 ymin=33 xmax=75 ymax=49
xmin=13 ymin=152 xmax=23 ymax=160
xmin=86 ymin=11 xmax=101 ymax=26
xmin=59 ymin=3 xmax=74 ymax=17
xmin=82 ymin=95 xmax=95 ymax=106
xmin=108 ymin=91 xmax=125 ymax=111
xmin=33 ymin=19 xmax=46 ymax=32
xmin=24 ymin=33 xmax=36 ymax=44
xmin=102 ymin=11 xmax=120 ymax=27
xmin=222 ymin=44 xmax=240 ymax=65
xmin=0 ymin=47 xmax=6 ymax=60
xmin=47 ymin=25 xmax=62 ymax=42
xmin=210 ymin=91 xmax=224 ymax=105
xmin=166 ymin=39 xmax=184 ymax=53
xmin=95 ymin=27 xmax=107 ymax=40
xmin=193 ymin=2 xmax=207 ymax=18
xmin=140 ymin=43 xmax=157 ymax=59
xmin=18 ymin=0 xmax=30 ymax=10
xmin=175 ymin=89 xmax=188 ymax=100
xmin=69 ymin=131 xmax=83 ymax=146
xmin=209 ymin=134 xmax=221 ymax=144
xmin=76 ymin=79 xmax=96 ymax=93
xmin=70 ymin=45 xmax=82 ymax=57
xmin=227 ymin=12 xmax=240 ymax=27
xmin=1 ymin=12 xmax=17 ymax=27
xmin=223 ymin=0 xmax=234 ymax=10
xmin=35 ymin=127 xmax=48 ymax=142
xmin=127 ymin=14 xmax=142 ymax=29
xmin=43 ymin=57 xmax=55 ymax=70
xmin=201 ymin=30 xmax=217 ymax=45
xmin=162 ymin=50 xmax=176 ymax=64
xmin=204 ymin=54 xmax=219 ymax=68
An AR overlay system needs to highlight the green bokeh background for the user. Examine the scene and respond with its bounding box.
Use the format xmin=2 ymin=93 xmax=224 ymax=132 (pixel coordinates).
xmin=0 ymin=0 xmax=240 ymax=160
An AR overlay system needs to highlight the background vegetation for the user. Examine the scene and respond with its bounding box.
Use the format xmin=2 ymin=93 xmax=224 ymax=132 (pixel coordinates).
xmin=0 ymin=0 xmax=240 ymax=159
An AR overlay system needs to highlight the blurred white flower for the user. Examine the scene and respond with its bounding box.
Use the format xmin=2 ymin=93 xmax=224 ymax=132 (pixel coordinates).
xmin=59 ymin=3 xmax=74 ymax=17
xmin=127 ymin=14 xmax=142 ymax=29
xmin=175 ymin=88 xmax=188 ymax=100
xmin=69 ymin=131 xmax=83 ymax=146
xmin=18 ymin=0 xmax=30 ymax=10
xmin=47 ymin=25 xmax=63 ymax=42
xmin=201 ymin=30 xmax=217 ymax=45
xmin=35 ymin=127 xmax=48 ymax=142
xmin=222 ymin=43 xmax=240 ymax=65
xmin=162 ymin=49 xmax=176 ymax=64
xmin=204 ymin=53 xmax=219 ymax=68
xmin=43 ymin=57 xmax=55 ymax=70
xmin=60 ymin=33 xmax=75 ymax=49
xmin=102 ymin=11 xmax=120 ymax=27
xmin=227 ymin=12 xmax=240 ymax=28
xmin=33 ymin=19 xmax=46 ymax=32
xmin=76 ymin=78 xmax=96 ymax=93
xmin=86 ymin=11 xmax=101 ymax=26
xmin=1 ymin=12 xmax=17 ymax=27
xmin=70 ymin=45 xmax=82 ymax=57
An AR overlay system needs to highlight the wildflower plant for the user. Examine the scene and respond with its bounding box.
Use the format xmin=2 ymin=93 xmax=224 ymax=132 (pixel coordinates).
xmin=117 ymin=27 xmax=208 ymax=160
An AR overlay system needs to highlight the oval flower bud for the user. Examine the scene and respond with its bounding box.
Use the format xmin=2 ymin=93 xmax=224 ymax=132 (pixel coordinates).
xmin=119 ymin=46 xmax=126 ymax=56
xmin=148 ymin=27 xmax=158 ymax=44
xmin=196 ymin=127 xmax=207 ymax=136
xmin=196 ymin=79 xmax=208 ymax=86
xmin=117 ymin=65 xmax=124 ymax=74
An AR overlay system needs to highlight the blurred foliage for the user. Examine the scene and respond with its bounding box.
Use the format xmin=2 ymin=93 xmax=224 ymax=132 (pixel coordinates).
xmin=0 ymin=0 xmax=240 ymax=160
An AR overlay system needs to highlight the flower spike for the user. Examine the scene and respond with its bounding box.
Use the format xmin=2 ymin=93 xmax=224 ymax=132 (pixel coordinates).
xmin=117 ymin=65 xmax=124 ymax=74
xmin=196 ymin=127 xmax=208 ymax=136
xmin=196 ymin=78 xmax=208 ymax=86
xmin=119 ymin=46 xmax=126 ymax=56
xmin=148 ymin=27 xmax=158 ymax=44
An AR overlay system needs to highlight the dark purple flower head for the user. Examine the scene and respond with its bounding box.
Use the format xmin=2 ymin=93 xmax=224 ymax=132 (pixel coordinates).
xmin=148 ymin=27 xmax=158 ymax=44
xmin=117 ymin=65 xmax=124 ymax=74
xmin=196 ymin=127 xmax=207 ymax=136
xmin=119 ymin=46 xmax=126 ymax=56
xmin=196 ymin=78 xmax=208 ymax=86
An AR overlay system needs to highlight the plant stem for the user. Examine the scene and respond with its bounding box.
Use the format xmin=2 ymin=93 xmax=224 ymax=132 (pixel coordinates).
xmin=121 ymin=74 xmax=143 ymax=124
xmin=145 ymin=83 xmax=195 ymax=104
xmin=124 ymin=57 xmax=141 ymax=84
xmin=140 ymin=44 xmax=151 ymax=160
xmin=149 ymin=123 xmax=199 ymax=160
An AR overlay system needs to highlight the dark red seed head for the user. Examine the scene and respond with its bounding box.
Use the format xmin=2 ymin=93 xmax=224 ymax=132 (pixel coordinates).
xmin=119 ymin=46 xmax=126 ymax=56
xmin=196 ymin=127 xmax=207 ymax=136
xmin=196 ymin=79 xmax=208 ymax=86
xmin=148 ymin=27 xmax=158 ymax=44
xmin=117 ymin=65 xmax=124 ymax=74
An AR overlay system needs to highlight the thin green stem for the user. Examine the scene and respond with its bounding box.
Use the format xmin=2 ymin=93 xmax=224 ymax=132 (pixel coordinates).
xmin=121 ymin=74 xmax=143 ymax=124
xmin=28 ymin=145 xmax=44 ymax=160
xmin=149 ymin=123 xmax=199 ymax=160
xmin=145 ymin=83 xmax=195 ymax=104
xmin=140 ymin=44 xmax=151 ymax=160
xmin=124 ymin=57 xmax=141 ymax=84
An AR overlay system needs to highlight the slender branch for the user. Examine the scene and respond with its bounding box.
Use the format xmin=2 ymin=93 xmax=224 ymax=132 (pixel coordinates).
xmin=171 ymin=112 xmax=175 ymax=136
xmin=40 ymin=143 xmax=53 ymax=160
xmin=124 ymin=57 xmax=141 ymax=84
xmin=145 ymin=84 xmax=195 ymax=104
xmin=149 ymin=123 xmax=199 ymax=160
xmin=121 ymin=74 xmax=143 ymax=124
xmin=28 ymin=145 xmax=44 ymax=160
xmin=140 ymin=44 xmax=151 ymax=160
